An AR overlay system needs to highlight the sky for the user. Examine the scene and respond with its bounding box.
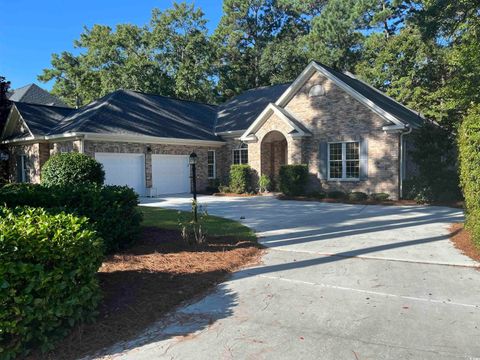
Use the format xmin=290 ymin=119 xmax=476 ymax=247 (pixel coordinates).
xmin=0 ymin=0 xmax=223 ymax=91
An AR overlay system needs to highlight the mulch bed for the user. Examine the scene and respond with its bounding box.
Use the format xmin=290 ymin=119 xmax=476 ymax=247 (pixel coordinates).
xmin=277 ymin=195 xmax=464 ymax=208
xmin=32 ymin=228 xmax=262 ymax=360
xmin=449 ymin=223 xmax=480 ymax=263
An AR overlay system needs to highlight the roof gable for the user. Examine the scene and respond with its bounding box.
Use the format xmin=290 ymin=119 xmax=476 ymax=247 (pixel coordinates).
xmin=215 ymin=83 xmax=291 ymax=134
xmin=8 ymin=84 xmax=68 ymax=107
xmin=275 ymin=61 xmax=424 ymax=130
xmin=1 ymin=103 xmax=73 ymax=141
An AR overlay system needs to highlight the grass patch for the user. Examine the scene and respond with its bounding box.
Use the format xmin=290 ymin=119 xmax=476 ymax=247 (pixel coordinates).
xmin=140 ymin=206 xmax=256 ymax=241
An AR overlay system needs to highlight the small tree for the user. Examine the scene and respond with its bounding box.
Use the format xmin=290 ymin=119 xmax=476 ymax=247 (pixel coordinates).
xmin=229 ymin=164 xmax=252 ymax=194
xmin=41 ymin=152 xmax=105 ymax=187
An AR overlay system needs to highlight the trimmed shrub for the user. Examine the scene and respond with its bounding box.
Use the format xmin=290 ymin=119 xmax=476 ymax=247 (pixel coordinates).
xmin=308 ymin=190 xmax=326 ymax=199
xmin=348 ymin=192 xmax=368 ymax=201
xmin=229 ymin=164 xmax=252 ymax=194
xmin=0 ymin=207 xmax=103 ymax=358
xmin=0 ymin=183 xmax=142 ymax=253
xmin=258 ymin=175 xmax=271 ymax=193
xmin=327 ymin=190 xmax=346 ymax=199
xmin=370 ymin=192 xmax=390 ymax=201
xmin=41 ymin=152 xmax=105 ymax=187
xmin=459 ymin=105 xmax=480 ymax=247
xmin=278 ymin=165 xmax=308 ymax=196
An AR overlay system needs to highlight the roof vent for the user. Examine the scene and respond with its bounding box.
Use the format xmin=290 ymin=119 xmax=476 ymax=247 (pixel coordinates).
xmin=309 ymin=84 xmax=325 ymax=97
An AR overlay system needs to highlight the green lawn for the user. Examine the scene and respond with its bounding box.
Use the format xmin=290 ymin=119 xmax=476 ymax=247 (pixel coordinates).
xmin=139 ymin=206 xmax=256 ymax=241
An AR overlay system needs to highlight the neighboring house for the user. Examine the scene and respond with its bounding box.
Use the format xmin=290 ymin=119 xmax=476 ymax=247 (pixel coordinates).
xmin=1 ymin=62 xmax=425 ymax=199
xmin=7 ymin=83 xmax=68 ymax=107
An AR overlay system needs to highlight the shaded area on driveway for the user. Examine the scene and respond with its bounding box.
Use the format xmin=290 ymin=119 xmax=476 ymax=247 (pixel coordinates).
xmin=93 ymin=196 xmax=479 ymax=360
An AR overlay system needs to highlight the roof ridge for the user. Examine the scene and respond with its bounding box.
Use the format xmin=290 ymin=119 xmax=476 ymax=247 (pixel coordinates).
xmin=13 ymin=101 xmax=72 ymax=110
xmin=122 ymin=89 xmax=219 ymax=108
xmin=50 ymin=91 xmax=118 ymax=134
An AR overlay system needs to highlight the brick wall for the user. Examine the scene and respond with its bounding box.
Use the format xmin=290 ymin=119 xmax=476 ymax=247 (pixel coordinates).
xmin=83 ymin=141 xmax=220 ymax=191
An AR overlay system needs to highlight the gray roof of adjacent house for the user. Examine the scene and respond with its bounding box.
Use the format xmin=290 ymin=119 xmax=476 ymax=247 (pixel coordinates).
xmin=215 ymin=83 xmax=291 ymax=133
xmin=10 ymin=102 xmax=73 ymax=139
xmin=7 ymin=84 xmax=68 ymax=107
xmin=318 ymin=62 xmax=425 ymax=128
xmin=49 ymin=89 xmax=221 ymax=141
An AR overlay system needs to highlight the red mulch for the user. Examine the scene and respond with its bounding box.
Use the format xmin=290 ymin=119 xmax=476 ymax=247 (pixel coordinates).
xmin=30 ymin=228 xmax=262 ymax=360
xmin=449 ymin=223 xmax=480 ymax=263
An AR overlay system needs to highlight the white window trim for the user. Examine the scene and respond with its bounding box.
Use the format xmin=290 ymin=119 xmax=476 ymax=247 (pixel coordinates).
xmin=232 ymin=144 xmax=248 ymax=165
xmin=327 ymin=142 xmax=360 ymax=181
xmin=208 ymin=150 xmax=216 ymax=179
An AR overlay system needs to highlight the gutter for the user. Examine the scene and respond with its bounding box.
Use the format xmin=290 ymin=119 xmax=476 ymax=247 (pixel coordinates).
xmin=399 ymin=125 xmax=412 ymax=199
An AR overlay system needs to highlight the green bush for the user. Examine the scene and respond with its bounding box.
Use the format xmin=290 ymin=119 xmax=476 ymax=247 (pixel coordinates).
xmin=327 ymin=190 xmax=346 ymax=199
xmin=459 ymin=105 xmax=480 ymax=247
xmin=0 ymin=207 xmax=103 ymax=358
xmin=278 ymin=165 xmax=308 ymax=196
xmin=370 ymin=192 xmax=390 ymax=201
xmin=41 ymin=152 xmax=105 ymax=187
xmin=229 ymin=164 xmax=252 ymax=194
xmin=406 ymin=122 xmax=461 ymax=202
xmin=308 ymin=190 xmax=326 ymax=199
xmin=348 ymin=192 xmax=368 ymax=201
xmin=258 ymin=175 xmax=271 ymax=193
xmin=0 ymin=183 xmax=142 ymax=253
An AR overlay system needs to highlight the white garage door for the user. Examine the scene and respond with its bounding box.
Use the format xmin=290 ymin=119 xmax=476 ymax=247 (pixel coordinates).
xmin=152 ymin=154 xmax=190 ymax=195
xmin=95 ymin=153 xmax=145 ymax=195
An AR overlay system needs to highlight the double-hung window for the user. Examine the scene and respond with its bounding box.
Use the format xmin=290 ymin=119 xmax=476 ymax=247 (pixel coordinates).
xmin=207 ymin=150 xmax=216 ymax=179
xmin=328 ymin=142 xmax=360 ymax=180
xmin=233 ymin=143 xmax=248 ymax=165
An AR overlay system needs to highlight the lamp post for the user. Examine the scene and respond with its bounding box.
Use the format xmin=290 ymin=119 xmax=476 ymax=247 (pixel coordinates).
xmin=189 ymin=152 xmax=198 ymax=222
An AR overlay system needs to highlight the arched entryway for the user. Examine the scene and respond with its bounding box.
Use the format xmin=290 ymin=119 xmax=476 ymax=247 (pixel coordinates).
xmin=261 ymin=131 xmax=288 ymax=184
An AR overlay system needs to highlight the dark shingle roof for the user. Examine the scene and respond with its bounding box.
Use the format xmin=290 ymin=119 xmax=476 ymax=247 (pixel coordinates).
xmin=50 ymin=90 xmax=220 ymax=141
xmin=317 ymin=62 xmax=424 ymax=128
xmin=13 ymin=102 xmax=74 ymax=137
xmin=8 ymin=84 xmax=68 ymax=107
xmin=215 ymin=83 xmax=291 ymax=133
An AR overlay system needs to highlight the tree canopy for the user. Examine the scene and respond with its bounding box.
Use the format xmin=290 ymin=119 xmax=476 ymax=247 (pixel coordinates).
xmin=39 ymin=0 xmax=479 ymax=131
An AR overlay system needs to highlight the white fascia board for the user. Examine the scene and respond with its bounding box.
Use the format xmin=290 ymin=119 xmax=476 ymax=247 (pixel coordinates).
xmin=382 ymin=124 xmax=408 ymax=132
xmin=3 ymin=132 xmax=226 ymax=147
xmin=215 ymin=130 xmax=245 ymax=137
xmin=240 ymin=103 xmax=308 ymax=141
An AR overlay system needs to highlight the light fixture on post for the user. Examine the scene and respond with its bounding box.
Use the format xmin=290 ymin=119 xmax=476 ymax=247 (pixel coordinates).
xmin=189 ymin=152 xmax=198 ymax=222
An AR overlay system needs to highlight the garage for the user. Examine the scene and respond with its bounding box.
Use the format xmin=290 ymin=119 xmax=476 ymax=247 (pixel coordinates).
xmin=95 ymin=153 xmax=145 ymax=195
xmin=152 ymin=154 xmax=190 ymax=195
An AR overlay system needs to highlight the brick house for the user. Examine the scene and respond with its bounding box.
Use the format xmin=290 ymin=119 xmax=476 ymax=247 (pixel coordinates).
xmin=1 ymin=62 xmax=424 ymax=199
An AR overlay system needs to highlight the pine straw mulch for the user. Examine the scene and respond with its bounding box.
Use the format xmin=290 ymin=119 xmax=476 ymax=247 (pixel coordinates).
xmin=278 ymin=195 xmax=464 ymax=208
xmin=449 ymin=223 xmax=480 ymax=263
xmin=32 ymin=227 xmax=262 ymax=360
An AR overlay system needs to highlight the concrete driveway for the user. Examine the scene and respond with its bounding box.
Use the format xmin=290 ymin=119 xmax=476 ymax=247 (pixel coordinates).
xmin=98 ymin=195 xmax=480 ymax=360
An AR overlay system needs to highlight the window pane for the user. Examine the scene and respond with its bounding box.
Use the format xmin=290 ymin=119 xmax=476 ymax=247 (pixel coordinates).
xmin=207 ymin=151 xmax=215 ymax=164
xmin=346 ymin=160 xmax=359 ymax=178
xmin=242 ymin=149 xmax=248 ymax=164
xmin=329 ymin=161 xmax=343 ymax=178
xmin=233 ymin=150 xmax=240 ymax=164
xmin=346 ymin=142 xmax=359 ymax=160
xmin=329 ymin=143 xmax=342 ymax=161
xmin=208 ymin=164 xmax=214 ymax=178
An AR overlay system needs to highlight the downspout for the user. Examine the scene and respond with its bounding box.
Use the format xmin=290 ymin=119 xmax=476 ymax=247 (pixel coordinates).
xmin=399 ymin=125 xmax=412 ymax=199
